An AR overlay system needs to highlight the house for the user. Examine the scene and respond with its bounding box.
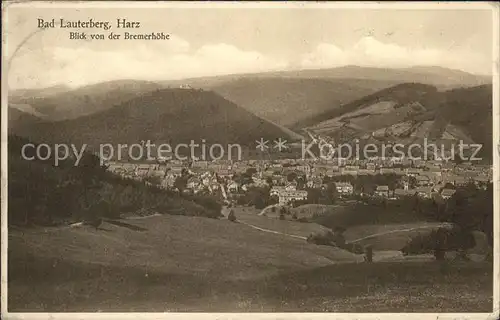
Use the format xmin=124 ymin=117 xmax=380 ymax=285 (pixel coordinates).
xmin=169 ymin=166 xmax=184 ymax=177
xmin=325 ymin=169 xmax=336 ymax=177
xmin=412 ymin=159 xmax=424 ymax=168
xmin=270 ymin=186 xmax=286 ymax=197
xmin=187 ymin=177 xmax=201 ymax=190
xmin=191 ymin=160 xmax=209 ymax=169
xmin=341 ymin=168 xmax=358 ymax=176
xmin=278 ymin=190 xmax=308 ymax=205
xmin=344 ymin=165 xmax=360 ymax=171
xmin=358 ymin=169 xmax=375 ymax=175
xmin=390 ymin=157 xmax=404 ymax=165
xmin=261 ymin=170 xmax=274 ymax=179
xmin=207 ymin=163 xmax=223 ymax=171
xmin=107 ymin=163 xmax=124 ymax=172
xmin=162 ymin=175 xmax=176 ymax=188
xmin=216 ymin=159 xmax=233 ymax=166
xmin=270 ymin=166 xmax=284 ymax=175
xmin=285 ymin=181 xmax=297 ymax=191
xmin=272 ymin=175 xmax=286 ymax=185
xmin=295 ymin=165 xmax=310 ymax=174
xmin=170 ymin=159 xmax=183 ymax=166
xmin=426 ymin=163 xmax=441 ymax=171
xmin=366 ymin=163 xmax=376 ymax=171
xmin=252 ymin=178 xmax=269 ymax=187
xmin=415 ymin=187 xmax=433 ymax=199
xmin=306 ymin=177 xmax=323 ymax=189
xmin=401 ymin=159 xmax=412 ymax=167
xmin=473 ymin=175 xmax=490 ymax=189
xmin=227 ymin=181 xmax=240 ymax=193
xmin=135 ymin=165 xmax=151 ymax=177
xmin=406 ymin=168 xmax=422 ymax=177
xmin=440 ymin=188 xmax=456 ymax=200
xmin=454 ymin=176 xmax=469 ymax=187
xmin=416 ymin=175 xmax=431 ymax=186
xmin=218 ymin=169 xmax=232 ymax=178
xmin=391 ymin=168 xmax=403 ymax=176
xmin=379 ymin=168 xmax=395 ymax=175
xmin=374 ymin=185 xmax=390 ymax=198
xmin=441 ymin=162 xmax=455 ymax=172
xmin=336 ymin=182 xmax=354 ymax=195
xmin=208 ymin=182 xmax=220 ymax=193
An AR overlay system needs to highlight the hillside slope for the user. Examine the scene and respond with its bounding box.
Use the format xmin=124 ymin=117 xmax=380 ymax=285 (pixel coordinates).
xmin=12 ymin=88 xmax=295 ymax=153
xmin=8 ymin=104 xmax=45 ymax=130
xmin=300 ymin=83 xmax=492 ymax=160
xmin=163 ymin=65 xmax=491 ymax=90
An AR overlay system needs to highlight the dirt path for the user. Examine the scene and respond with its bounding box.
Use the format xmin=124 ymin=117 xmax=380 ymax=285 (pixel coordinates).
xmin=237 ymin=220 xmax=307 ymax=240
xmin=349 ymin=223 xmax=454 ymax=243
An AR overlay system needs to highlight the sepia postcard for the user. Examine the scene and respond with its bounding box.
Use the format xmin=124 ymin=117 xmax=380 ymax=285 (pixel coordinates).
xmin=1 ymin=1 xmax=499 ymax=319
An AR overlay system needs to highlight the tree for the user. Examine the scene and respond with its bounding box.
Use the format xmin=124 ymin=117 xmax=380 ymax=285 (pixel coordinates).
xmin=287 ymin=172 xmax=297 ymax=182
xmin=409 ymin=176 xmax=417 ymax=189
xmin=443 ymin=182 xmax=455 ymax=190
xmin=325 ymin=182 xmax=338 ymax=204
xmin=246 ymin=167 xmax=257 ymax=176
xmin=174 ymin=175 xmax=188 ymax=193
xmin=307 ymin=188 xmax=321 ymax=204
xmin=296 ymin=175 xmax=307 ymax=189
xmin=144 ymin=175 xmax=163 ymax=186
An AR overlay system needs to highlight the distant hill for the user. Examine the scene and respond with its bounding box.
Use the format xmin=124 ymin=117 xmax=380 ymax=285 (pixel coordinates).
xmin=161 ymin=65 xmax=490 ymax=127
xmin=300 ymin=83 xmax=492 ymax=160
xmin=8 ymin=104 xmax=45 ymax=130
xmin=12 ymin=88 xmax=295 ymax=156
xmin=9 ymin=65 xmax=491 ymax=135
xmin=163 ymin=65 xmax=491 ymax=89
xmin=207 ymin=77 xmax=398 ymax=126
xmin=286 ymin=65 xmax=491 ymax=88
xmin=9 ymin=84 xmax=71 ymax=99
xmin=9 ymin=80 xmax=163 ymax=120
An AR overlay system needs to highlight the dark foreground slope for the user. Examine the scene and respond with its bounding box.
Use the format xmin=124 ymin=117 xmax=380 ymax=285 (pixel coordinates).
xmin=299 ymin=83 xmax=493 ymax=160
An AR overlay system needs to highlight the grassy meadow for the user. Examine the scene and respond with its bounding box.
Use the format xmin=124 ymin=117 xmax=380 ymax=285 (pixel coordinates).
xmin=8 ymin=211 xmax=493 ymax=312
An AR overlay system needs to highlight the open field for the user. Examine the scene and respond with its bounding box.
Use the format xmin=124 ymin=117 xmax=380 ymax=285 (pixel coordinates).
xmin=8 ymin=212 xmax=493 ymax=312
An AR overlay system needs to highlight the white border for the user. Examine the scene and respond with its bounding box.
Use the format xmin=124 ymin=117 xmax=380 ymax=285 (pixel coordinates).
xmin=1 ymin=1 xmax=499 ymax=320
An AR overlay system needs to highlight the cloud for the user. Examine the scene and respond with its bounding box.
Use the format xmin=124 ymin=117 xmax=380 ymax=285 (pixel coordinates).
xmin=300 ymin=36 xmax=490 ymax=74
xmin=8 ymin=35 xmax=489 ymax=89
xmin=8 ymin=36 xmax=287 ymax=89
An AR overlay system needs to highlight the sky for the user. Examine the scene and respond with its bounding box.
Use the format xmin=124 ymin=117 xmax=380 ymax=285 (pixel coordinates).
xmin=5 ymin=3 xmax=496 ymax=89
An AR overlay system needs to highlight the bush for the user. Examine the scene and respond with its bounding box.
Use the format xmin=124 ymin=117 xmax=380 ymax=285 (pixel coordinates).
xmin=401 ymin=226 xmax=476 ymax=258
xmin=306 ymin=230 xmax=336 ymax=246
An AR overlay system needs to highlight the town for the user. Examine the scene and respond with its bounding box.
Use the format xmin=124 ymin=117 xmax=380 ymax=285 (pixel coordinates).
xmin=105 ymin=153 xmax=493 ymax=207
